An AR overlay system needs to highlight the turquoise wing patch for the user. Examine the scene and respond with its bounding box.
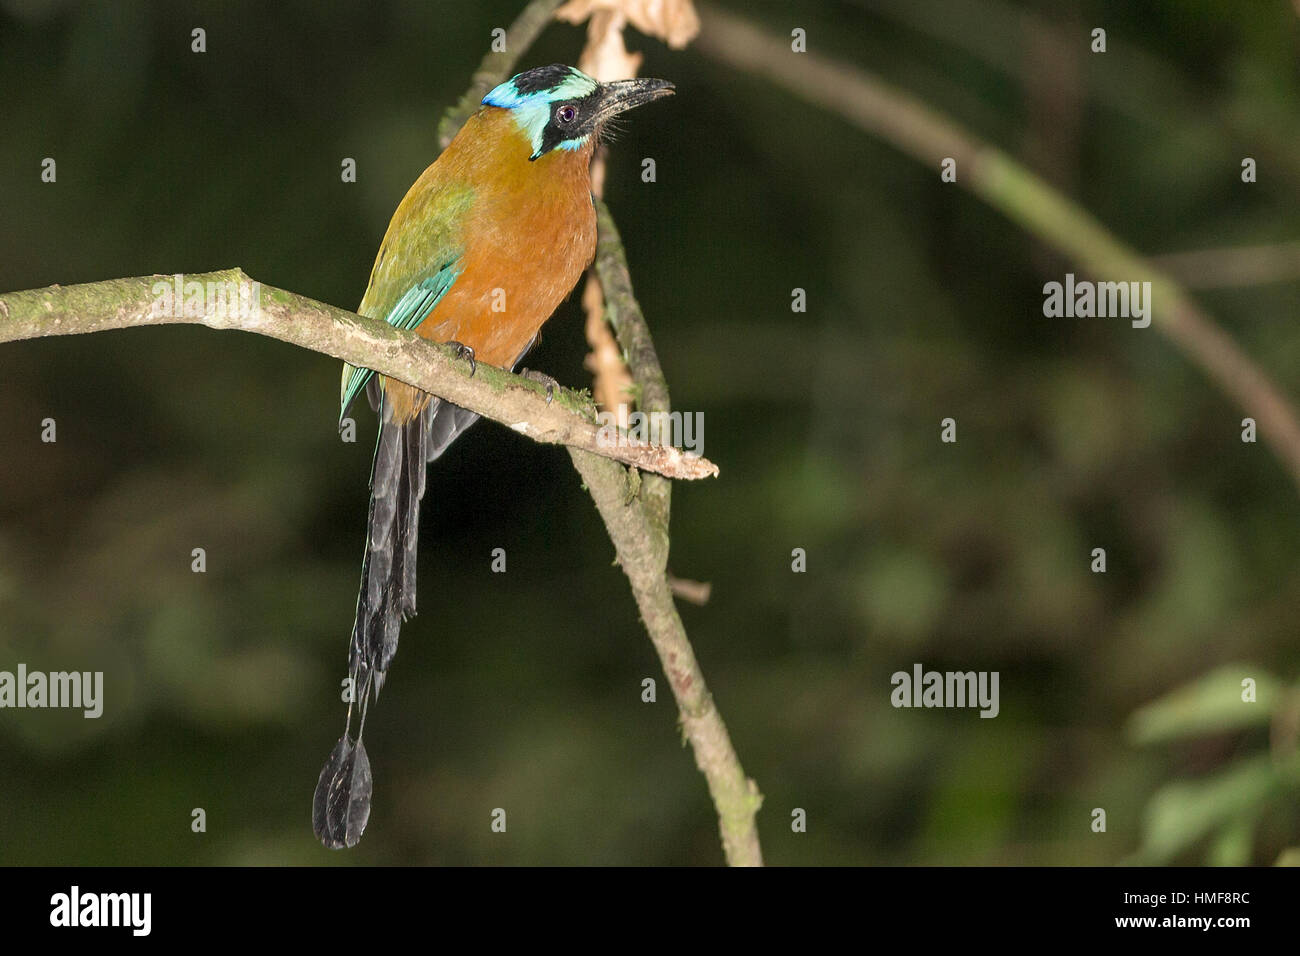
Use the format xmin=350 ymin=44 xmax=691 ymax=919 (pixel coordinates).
xmin=340 ymin=265 xmax=461 ymax=421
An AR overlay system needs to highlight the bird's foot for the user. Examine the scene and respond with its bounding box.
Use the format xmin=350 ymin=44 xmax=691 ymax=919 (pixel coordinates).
xmin=447 ymin=341 xmax=476 ymax=377
xmin=520 ymin=368 xmax=560 ymax=404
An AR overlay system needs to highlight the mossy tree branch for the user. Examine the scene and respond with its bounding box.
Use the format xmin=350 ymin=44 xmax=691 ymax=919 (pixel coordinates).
xmin=0 ymin=272 xmax=717 ymax=480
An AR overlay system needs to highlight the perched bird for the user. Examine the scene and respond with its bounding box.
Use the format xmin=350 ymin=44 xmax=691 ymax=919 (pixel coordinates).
xmin=312 ymin=64 xmax=674 ymax=849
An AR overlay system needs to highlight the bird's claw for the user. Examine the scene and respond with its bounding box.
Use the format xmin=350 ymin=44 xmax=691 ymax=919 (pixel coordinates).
xmin=448 ymin=341 xmax=476 ymax=377
xmin=520 ymin=368 xmax=559 ymax=404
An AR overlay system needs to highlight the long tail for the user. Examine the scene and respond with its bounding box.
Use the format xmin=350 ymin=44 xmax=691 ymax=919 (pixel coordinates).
xmin=313 ymin=381 xmax=478 ymax=849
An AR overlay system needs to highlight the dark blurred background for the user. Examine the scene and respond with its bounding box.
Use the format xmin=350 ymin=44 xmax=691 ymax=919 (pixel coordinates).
xmin=1 ymin=0 xmax=1298 ymax=865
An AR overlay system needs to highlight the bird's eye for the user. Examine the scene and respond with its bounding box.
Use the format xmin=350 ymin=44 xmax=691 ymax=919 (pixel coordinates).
xmin=556 ymin=105 xmax=577 ymax=125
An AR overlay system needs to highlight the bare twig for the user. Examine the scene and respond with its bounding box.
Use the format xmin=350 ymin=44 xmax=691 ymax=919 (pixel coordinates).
xmin=697 ymin=4 xmax=1300 ymax=497
xmin=668 ymin=575 xmax=713 ymax=605
xmin=0 ymin=272 xmax=718 ymax=481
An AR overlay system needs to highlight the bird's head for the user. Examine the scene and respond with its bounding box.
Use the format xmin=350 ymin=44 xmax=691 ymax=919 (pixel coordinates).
xmin=483 ymin=64 xmax=674 ymax=162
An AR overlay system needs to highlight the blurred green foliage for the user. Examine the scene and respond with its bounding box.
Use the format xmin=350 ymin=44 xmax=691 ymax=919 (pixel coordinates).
xmin=1 ymin=0 xmax=1298 ymax=864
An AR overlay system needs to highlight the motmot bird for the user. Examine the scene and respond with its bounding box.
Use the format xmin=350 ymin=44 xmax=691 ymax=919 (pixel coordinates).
xmin=312 ymin=64 xmax=674 ymax=849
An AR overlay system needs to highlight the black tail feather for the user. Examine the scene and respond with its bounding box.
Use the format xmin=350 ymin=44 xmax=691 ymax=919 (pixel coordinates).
xmin=352 ymin=394 xmax=415 ymax=697
xmin=347 ymin=391 xmax=482 ymax=697
xmin=314 ymin=386 xmax=481 ymax=849
xmin=315 ymin=334 xmax=541 ymax=849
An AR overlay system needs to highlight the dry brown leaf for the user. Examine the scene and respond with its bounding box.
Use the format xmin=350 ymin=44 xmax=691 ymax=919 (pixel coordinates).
xmin=556 ymin=0 xmax=700 ymax=50
xmin=582 ymin=276 xmax=634 ymax=425
xmin=577 ymin=10 xmax=643 ymax=81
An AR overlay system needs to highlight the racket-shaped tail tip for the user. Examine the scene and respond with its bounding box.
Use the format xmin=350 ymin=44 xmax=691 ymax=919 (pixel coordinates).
xmin=312 ymin=733 xmax=373 ymax=849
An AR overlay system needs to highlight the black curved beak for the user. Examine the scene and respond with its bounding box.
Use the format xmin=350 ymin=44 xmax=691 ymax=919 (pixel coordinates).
xmin=592 ymin=77 xmax=675 ymax=125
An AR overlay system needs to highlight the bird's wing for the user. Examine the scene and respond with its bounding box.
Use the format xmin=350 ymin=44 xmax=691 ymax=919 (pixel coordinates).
xmin=338 ymin=262 xmax=461 ymax=420
xmin=340 ymin=177 xmax=475 ymax=421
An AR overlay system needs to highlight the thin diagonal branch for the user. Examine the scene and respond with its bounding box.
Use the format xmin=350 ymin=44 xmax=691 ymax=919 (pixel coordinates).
xmin=570 ymin=448 xmax=764 ymax=866
xmin=697 ymin=4 xmax=1300 ymax=497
